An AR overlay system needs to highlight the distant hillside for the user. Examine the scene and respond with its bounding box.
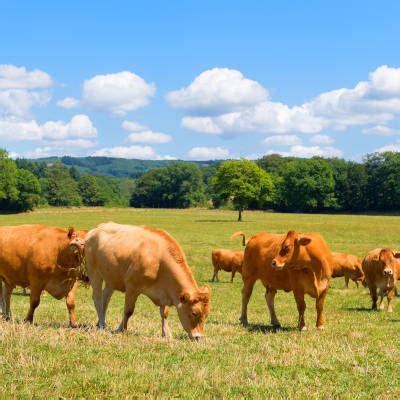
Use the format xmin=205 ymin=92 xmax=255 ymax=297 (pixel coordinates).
xmin=30 ymin=156 xmax=220 ymax=178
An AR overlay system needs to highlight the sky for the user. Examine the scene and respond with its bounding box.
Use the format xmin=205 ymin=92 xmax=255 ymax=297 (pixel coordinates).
xmin=1 ymin=0 xmax=400 ymax=161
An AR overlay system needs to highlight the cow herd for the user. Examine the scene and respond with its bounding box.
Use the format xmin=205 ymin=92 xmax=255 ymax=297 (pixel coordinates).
xmin=0 ymin=222 xmax=399 ymax=339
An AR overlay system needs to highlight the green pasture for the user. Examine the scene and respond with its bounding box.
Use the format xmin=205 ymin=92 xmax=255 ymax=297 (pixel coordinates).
xmin=0 ymin=208 xmax=399 ymax=398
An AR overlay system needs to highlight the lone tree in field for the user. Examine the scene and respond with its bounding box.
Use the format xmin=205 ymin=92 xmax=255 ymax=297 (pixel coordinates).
xmin=212 ymin=159 xmax=275 ymax=221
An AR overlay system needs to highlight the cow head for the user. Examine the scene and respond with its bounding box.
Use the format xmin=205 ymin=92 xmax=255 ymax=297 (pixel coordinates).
xmin=375 ymin=248 xmax=400 ymax=277
xmin=67 ymin=227 xmax=87 ymax=256
xmin=177 ymin=285 xmax=211 ymax=340
xmin=271 ymin=230 xmax=312 ymax=270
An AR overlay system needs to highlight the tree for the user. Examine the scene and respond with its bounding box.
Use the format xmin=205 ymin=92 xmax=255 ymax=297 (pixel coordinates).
xmin=212 ymin=159 xmax=275 ymax=221
xmin=78 ymin=174 xmax=106 ymax=206
xmin=278 ymin=158 xmax=336 ymax=212
xmin=47 ymin=163 xmax=82 ymax=206
xmin=13 ymin=169 xmax=41 ymax=211
xmin=0 ymin=149 xmax=19 ymax=210
xmin=130 ymin=162 xmax=206 ymax=208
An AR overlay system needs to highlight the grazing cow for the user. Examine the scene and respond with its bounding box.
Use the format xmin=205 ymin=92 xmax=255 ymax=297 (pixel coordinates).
xmin=84 ymin=222 xmax=211 ymax=339
xmin=331 ymin=252 xmax=364 ymax=288
xmin=211 ymin=249 xmax=244 ymax=282
xmin=234 ymin=230 xmax=332 ymax=330
xmin=0 ymin=224 xmax=87 ymax=326
xmin=362 ymin=248 xmax=400 ymax=312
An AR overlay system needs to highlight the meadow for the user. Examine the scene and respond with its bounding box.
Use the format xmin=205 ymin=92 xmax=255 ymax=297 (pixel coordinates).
xmin=0 ymin=207 xmax=399 ymax=399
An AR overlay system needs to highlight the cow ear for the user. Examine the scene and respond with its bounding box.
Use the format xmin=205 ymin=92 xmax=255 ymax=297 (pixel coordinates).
xmin=372 ymin=254 xmax=379 ymax=261
xmin=296 ymin=236 xmax=312 ymax=246
xmin=393 ymin=251 xmax=400 ymax=259
xmin=199 ymin=285 xmax=211 ymax=303
xmin=180 ymin=291 xmax=191 ymax=304
xmin=67 ymin=226 xmax=75 ymax=239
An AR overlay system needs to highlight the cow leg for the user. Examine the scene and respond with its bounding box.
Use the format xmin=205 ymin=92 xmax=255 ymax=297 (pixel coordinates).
xmin=90 ymin=272 xmax=105 ymax=328
xmin=265 ymin=287 xmax=281 ymax=328
xmin=160 ymin=305 xmax=172 ymax=338
xmin=2 ymin=282 xmax=14 ymax=320
xmin=0 ymin=279 xmax=3 ymax=315
xmin=293 ymin=288 xmax=307 ymax=331
xmin=355 ymin=280 xmax=359 ymax=288
xmin=387 ymin=287 xmax=395 ymax=313
xmin=116 ymin=286 xmax=139 ymax=333
xmin=316 ymin=289 xmax=328 ymax=330
xmin=211 ymin=268 xmax=218 ymax=282
xmin=66 ymin=280 xmax=78 ymax=328
xmin=378 ymin=288 xmax=385 ymax=310
xmin=231 ymin=269 xmax=236 ymax=283
xmin=101 ymin=285 xmax=114 ymax=327
xmin=240 ymin=277 xmax=256 ymax=326
xmin=368 ymin=284 xmax=377 ymax=310
xmin=344 ymin=274 xmax=350 ymax=289
xmin=25 ymin=283 xmax=43 ymax=324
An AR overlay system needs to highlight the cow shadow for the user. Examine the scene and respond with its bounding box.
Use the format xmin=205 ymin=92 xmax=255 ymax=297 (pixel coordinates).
xmin=244 ymin=323 xmax=296 ymax=334
xmin=345 ymin=307 xmax=373 ymax=312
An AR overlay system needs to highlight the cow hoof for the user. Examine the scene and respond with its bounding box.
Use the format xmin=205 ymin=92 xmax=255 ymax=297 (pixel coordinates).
xmin=69 ymin=323 xmax=78 ymax=329
xmin=96 ymin=322 xmax=106 ymax=330
xmin=272 ymin=323 xmax=281 ymax=329
xmin=388 ymin=308 xmax=393 ymax=313
xmin=298 ymin=325 xmax=307 ymax=331
xmin=317 ymin=325 xmax=325 ymax=331
xmin=239 ymin=318 xmax=248 ymax=327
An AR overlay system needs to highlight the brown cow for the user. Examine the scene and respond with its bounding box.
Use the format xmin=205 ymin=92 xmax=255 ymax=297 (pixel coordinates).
xmin=331 ymin=252 xmax=364 ymax=288
xmin=362 ymin=248 xmax=400 ymax=312
xmin=84 ymin=222 xmax=211 ymax=339
xmin=234 ymin=230 xmax=332 ymax=331
xmin=0 ymin=224 xmax=87 ymax=326
xmin=270 ymin=230 xmax=333 ymax=330
xmin=211 ymin=249 xmax=243 ymax=282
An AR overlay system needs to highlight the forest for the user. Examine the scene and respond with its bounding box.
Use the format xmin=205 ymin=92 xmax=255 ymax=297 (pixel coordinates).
xmin=1 ymin=148 xmax=399 ymax=214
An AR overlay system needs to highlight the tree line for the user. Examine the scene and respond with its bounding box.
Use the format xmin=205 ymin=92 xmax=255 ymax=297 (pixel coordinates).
xmin=1 ymin=148 xmax=400 ymax=216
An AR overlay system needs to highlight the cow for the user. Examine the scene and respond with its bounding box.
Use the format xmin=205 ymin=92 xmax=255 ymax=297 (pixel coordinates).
xmin=84 ymin=222 xmax=211 ymax=340
xmin=331 ymin=252 xmax=364 ymax=288
xmin=234 ymin=230 xmax=333 ymax=331
xmin=211 ymin=249 xmax=244 ymax=282
xmin=362 ymin=248 xmax=400 ymax=312
xmin=0 ymin=224 xmax=87 ymax=326
xmin=271 ymin=230 xmax=333 ymax=330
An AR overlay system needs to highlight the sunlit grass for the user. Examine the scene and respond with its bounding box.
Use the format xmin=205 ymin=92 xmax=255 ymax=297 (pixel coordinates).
xmin=0 ymin=208 xmax=399 ymax=398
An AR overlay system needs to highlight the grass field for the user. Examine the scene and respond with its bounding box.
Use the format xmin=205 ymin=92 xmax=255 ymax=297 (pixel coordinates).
xmin=0 ymin=207 xmax=399 ymax=398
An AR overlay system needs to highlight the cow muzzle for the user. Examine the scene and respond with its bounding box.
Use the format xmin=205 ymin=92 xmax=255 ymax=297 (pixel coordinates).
xmin=271 ymin=259 xmax=285 ymax=269
xmin=383 ymin=268 xmax=393 ymax=276
xmin=189 ymin=332 xmax=203 ymax=341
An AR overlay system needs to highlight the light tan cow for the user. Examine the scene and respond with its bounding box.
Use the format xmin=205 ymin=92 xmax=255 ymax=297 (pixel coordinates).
xmin=362 ymin=248 xmax=400 ymax=312
xmin=84 ymin=222 xmax=211 ymax=339
xmin=0 ymin=224 xmax=87 ymax=326
xmin=211 ymin=249 xmax=244 ymax=282
xmin=331 ymin=252 xmax=364 ymax=288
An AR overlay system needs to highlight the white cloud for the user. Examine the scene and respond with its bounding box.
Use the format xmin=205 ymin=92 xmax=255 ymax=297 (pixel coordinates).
xmin=82 ymin=71 xmax=156 ymax=115
xmin=0 ymin=114 xmax=97 ymax=142
xmin=93 ymin=145 xmax=157 ymax=159
xmin=376 ymin=140 xmax=400 ymax=152
xmin=0 ymin=64 xmax=53 ymax=89
xmin=263 ymin=135 xmax=301 ymax=146
xmin=172 ymin=65 xmax=400 ymax=139
xmin=57 ymin=97 xmax=80 ymax=109
xmin=128 ymin=130 xmax=171 ymax=144
xmin=186 ymin=146 xmax=230 ymax=160
xmin=309 ymin=134 xmax=334 ymax=145
xmin=267 ymin=145 xmax=343 ymax=158
xmin=122 ymin=120 xmax=147 ymax=132
xmin=362 ymin=125 xmax=398 ymax=136
xmin=167 ymin=67 xmax=268 ymax=113
xmin=0 ymin=89 xmax=51 ymax=117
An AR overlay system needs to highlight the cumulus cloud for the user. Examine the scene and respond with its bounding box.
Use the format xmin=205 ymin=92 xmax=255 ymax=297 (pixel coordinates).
xmin=263 ymin=135 xmax=301 ymax=146
xmin=267 ymin=145 xmax=343 ymax=158
xmin=167 ymin=67 xmax=268 ymax=113
xmin=82 ymin=71 xmax=156 ymax=115
xmin=0 ymin=64 xmax=53 ymax=89
xmin=170 ymin=65 xmax=400 ymax=140
xmin=376 ymin=140 xmax=400 ymax=152
xmin=362 ymin=125 xmax=398 ymax=136
xmin=122 ymin=120 xmax=172 ymax=144
xmin=0 ymin=114 xmax=97 ymax=142
xmin=309 ymin=134 xmax=334 ymax=145
xmin=57 ymin=97 xmax=80 ymax=109
xmin=92 ymin=145 xmax=175 ymax=160
xmin=186 ymin=146 xmax=230 ymax=160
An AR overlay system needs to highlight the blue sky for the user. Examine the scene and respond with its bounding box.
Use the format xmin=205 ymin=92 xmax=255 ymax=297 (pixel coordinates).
xmin=1 ymin=0 xmax=400 ymax=160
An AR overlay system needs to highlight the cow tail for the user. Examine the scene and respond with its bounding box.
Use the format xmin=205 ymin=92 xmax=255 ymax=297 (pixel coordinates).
xmin=231 ymin=231 xmax=246 ymax=247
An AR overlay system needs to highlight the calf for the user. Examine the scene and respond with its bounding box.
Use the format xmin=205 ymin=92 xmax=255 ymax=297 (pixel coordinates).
xmin=84 ymin=222 xmax=211 ymax=339
xmin=211 ymin=249 xmax=244 ymax=282
xmin=362 ymin=248 xmax=400 ymax=312
xmin=0 ymin=224 xmax=87 ymax=326
xmin=331 ymin=252 xmax=364 ymax=288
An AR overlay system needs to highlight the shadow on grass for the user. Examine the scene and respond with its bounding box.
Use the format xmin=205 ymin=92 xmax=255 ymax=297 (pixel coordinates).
xmin=195 ymin=219 xmax=239 ymax=223
xmin=345 ymin=307 xmax=373 ymax=312
xmin=244 ymin=323 xmax=296 ymax=334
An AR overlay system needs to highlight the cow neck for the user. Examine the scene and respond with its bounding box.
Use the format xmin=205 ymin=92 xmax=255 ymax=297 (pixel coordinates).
xmin=301 ymin=245 xmax=332 ymax=281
